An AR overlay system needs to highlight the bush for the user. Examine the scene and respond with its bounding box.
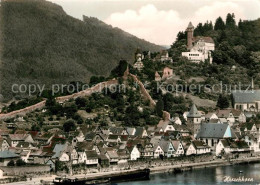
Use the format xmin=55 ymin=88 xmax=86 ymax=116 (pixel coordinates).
xmin=16 ymin=159 xmax=26 ymax=166
xmin=63 ymin=120 xmax=76 ymax=132
xmin=7 ymin=160 xmax=15 ymax=166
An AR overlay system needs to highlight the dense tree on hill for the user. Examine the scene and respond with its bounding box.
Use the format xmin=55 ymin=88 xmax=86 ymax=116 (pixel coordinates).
xmin=217 ymin=94 xmax=230 ymax=109
xmin=110 ymin=60 xmax=128 ymax=78
xmin=194 ymin=21 xmax=213 ymax=36
xmin=75 ymin=97 xmax=86 ymax=108
xmin=226 ymin=13 xmax=236 ymax=29
xmin=0 ymin=0 xmax=162 ymax=101
xmin=214 ymin=17 xmax=225 ymax=30
xmin=156 ymin=96 xmax=164 ymax=117
xmin=176 ymin=31 xmax=187 ymax=41
xmin=63 ymin=120 xmax=76 ymax=132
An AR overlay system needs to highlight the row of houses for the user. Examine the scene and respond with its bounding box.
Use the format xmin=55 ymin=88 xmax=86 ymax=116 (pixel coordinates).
xmin=184 ymin=104 xmax=260 ymax=154
xmin=0 ymin=103 xmax=257 ymax=171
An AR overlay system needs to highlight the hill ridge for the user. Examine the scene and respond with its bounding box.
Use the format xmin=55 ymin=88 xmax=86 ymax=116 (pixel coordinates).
xmin=0 ymin=0 xmax=163 ymax=101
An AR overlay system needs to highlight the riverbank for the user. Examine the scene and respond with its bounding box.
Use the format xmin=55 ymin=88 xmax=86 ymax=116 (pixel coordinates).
xmin=149 ymin=156 xmax=260 ymax=174
xmin=4 ymin=156 xmax=260 ymax=185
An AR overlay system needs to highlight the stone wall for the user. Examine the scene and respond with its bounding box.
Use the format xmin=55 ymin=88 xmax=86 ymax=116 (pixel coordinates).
xmin=0 ymin=165 xmax=50 ymax=177
xmin=0 ymin=79 xmax=118 ymax=121
xmin=0 ymin=74 xmax=154 ymax=120
xmin=129 ymin=74 xmax=156 ymax=107
xmin=56 ymin=79 xmax=118 ymax=103
xmin=0 ymin=100 xmax=46 ymax=120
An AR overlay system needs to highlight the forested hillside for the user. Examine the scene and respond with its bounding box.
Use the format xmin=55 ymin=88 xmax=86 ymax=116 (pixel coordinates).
xmin=170 ymin=13 xmax=260 ymax=77
xmin=0 ymin=0 xmax=163 ymax=101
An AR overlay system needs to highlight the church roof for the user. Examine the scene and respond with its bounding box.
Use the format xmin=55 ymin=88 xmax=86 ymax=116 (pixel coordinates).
xmin=187 ymin=104 xmax=201 ymax=118
xmin=232 ymin=90 xmax=260 ymax=103
xmin=196 ymin=123 xmax=236 ymax=139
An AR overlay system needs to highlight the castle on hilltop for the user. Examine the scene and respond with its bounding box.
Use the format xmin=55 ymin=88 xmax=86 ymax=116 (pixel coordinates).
xmin=182 ymin=22 xmax=215 ymax=64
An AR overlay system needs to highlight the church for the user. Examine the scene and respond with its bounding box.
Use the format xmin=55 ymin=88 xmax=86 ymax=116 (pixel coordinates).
xmin=182 ymin=22 xmax=215 ymax=63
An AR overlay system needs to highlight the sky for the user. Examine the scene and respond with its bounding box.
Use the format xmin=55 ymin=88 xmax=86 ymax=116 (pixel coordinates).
xmin=50 ymin=0 xmax=260 ymax=46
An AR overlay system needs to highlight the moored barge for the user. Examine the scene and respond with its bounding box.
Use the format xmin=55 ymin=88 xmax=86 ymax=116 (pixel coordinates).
xmin=53 ymin=168 xmax=150 ymax=185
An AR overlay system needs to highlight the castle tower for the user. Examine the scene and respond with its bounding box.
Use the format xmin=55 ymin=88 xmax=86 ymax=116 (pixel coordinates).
xmin=186 ymin=22 xmax=194 ymax=50
xmin=187 ymin=104 xmax=202 ymax=137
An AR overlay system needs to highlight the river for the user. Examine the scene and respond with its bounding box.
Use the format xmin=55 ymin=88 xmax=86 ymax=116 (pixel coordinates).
xmin=117 ymin=163 xmax=260 ymax=185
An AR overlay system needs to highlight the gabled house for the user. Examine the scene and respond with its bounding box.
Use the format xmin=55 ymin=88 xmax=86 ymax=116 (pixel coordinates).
xmin=150 ymin=138 xmax=164 ymax=158
xmin=105 ymin=150 xmax=119 ymax=165
xmin=127 ymin=145 xmax=140 ymax=160
xmin=232 ymin=89 xmax=260 ymax=112
xmin=106 ymin=135 xmax=121 ymax=143
xmin=76 ymin=141 xmax=94 ymax=151
xmin=70 ymin=148 xmax=78 ymax=164
xmin=85 ymin=132 xmax=96 ymax=142
xmin=204 ymin=113 xmax=218 ymax=122
xmin=29 ymin=150 xmax=52 ymax=165
xmin=85 ymin=151 xmax=98 ymax=166
xmin=231 ymin=109 xmax=246 ymax=123
xmin=157 ymin=112 xmax=175 ymax=133
xmin=15 ymin=141 xmax=36 ymax=150
xmin=216 ymin=109 xmax=235 ymax=125
xmin=0 ymin=151 xmax=20 ymax=166
xmin=8 ymin=134 xmax=34 ymax=147
xmin=216 ymin=139 xmax=250 ymax=156
xmin=155 ymin=50 xmax=172 ymax=63
xmin=34 ymin=133 xmax=53 ymax=146
xmin=134 ymin=127 xmax=148 ymax=138
xmin=159 ymin=140 xmax=175 ymax=158
xmin=0 ymin=138 xmax=10 ymax=151
xmin=242 ymin=122 xmax=259 ymax=134
xmin=78 ymin=151 xmax=87 ymax=164
xmin=162 ymin=131 xmax=181 ymax=140
xmin=244 ymin=134 xmax=260 ymax=152
xmin=109 ymin=127 xmax=128 ymax=135
xmin=133 ymin=60 xmax=144 ymax=71
xmin=117 ymin=149 xmax=130 ymax=164
xmin=172 ymin=117 xmax=182 ymax=125
xmin=52 ymin=143 xmax=69 ymax=162
xmin=126 ymin=128 xmax=136 ymax=136
xmin=74 ymin=131 xmax=85 ymax=143
xmin=171 ymin=140 xmax=185 ymax=156
xmin=186 ymin=140 xmax=211 ymax=156
xmin=138 ymin=143 xmax=154 ymax=159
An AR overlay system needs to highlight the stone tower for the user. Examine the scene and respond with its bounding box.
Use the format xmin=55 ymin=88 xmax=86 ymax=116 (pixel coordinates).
xmin=187 ymin=104 xmax=202 ymax=137
xmin=186 ymin=22 xmax=194 ymax=50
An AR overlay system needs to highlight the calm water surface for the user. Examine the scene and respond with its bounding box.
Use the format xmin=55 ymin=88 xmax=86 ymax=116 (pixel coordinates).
xmin=117 ymin=163 xmax=260 ymax=185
